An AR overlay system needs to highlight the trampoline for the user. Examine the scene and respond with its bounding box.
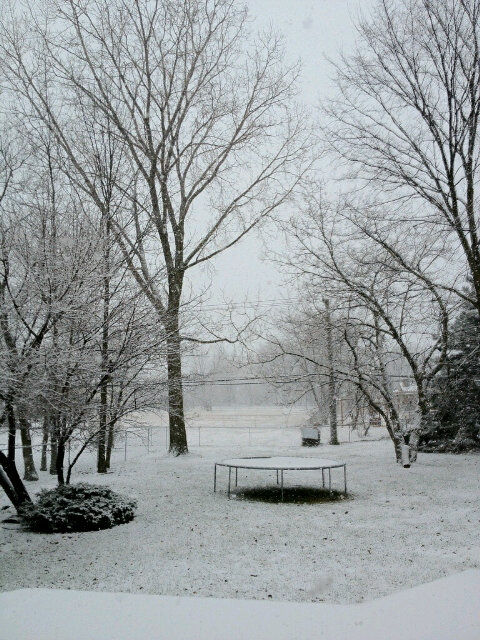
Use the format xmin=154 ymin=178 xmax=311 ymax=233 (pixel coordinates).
xmin=214 ymin=456 xmax=347 ymax=501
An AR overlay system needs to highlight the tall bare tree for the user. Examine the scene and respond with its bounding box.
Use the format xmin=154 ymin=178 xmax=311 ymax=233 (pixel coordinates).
xmin=0 ymin=0 xmax=312 ymax=454
xmin=326 ymin=0 xmax=480 ymax=315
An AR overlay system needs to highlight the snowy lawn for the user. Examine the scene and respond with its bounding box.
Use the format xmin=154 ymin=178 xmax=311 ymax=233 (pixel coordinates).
xmin=1 ymin=435 xmax=479 ymax=604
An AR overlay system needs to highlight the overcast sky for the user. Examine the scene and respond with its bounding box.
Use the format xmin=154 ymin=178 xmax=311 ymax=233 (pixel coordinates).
xmin=202 ymin=0 xmax=375 ymax=307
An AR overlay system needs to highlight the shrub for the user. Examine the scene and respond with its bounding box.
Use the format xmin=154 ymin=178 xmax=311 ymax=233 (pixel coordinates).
xmin=20 ymin=483 xmax=137 ymax=533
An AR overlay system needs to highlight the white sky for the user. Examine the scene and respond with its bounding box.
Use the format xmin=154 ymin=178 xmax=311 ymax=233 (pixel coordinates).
xmin=203 ymin=0 xmax=374 ymax=306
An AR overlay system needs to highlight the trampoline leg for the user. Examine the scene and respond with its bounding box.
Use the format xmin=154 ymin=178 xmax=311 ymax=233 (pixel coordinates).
xmin=235 ymin=467 xmax=238 ymax=487
xmin=344 ymin=465 xmax=347 ymax=495
xmin=281 ymin=470 xmax=284 ymax=502
xmin=322 ymin=468 xmax=325 ymax=488
xmin=214 ymin=464 xmax=217 ymax=493
xmin=328 ymin=468 xmax=332 ymax=495
xmin=276 ymin=470 xmax=279 ymax=485
xmin=228 ymin=467 xmax=231 ymax=498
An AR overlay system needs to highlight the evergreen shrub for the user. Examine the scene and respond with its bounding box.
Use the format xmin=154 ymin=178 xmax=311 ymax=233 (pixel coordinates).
xmin=421 ymin=297 xmax=480 ymax=453
xmin=20 ymin=483 xmax=137 ymax=533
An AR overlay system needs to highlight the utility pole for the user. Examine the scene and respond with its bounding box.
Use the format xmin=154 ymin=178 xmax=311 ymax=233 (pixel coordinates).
xmin=324 ymin=298 xmax=339 ymax=445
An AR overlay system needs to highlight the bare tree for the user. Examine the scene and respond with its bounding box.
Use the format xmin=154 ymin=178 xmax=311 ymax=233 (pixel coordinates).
xmin=325 ymin=0 xmax=480 ymax=316
xmin=0 ymin=0 xmax=312 ymax=454
xmin=342 ymin=305 xmax=410 ymax=462
xmin=0 ymin=132 xmax=35 ymax=506
xmin=245 ymin=298 xmax=344 ymax=442
xmin=284 ymin=191 xmax=453 ymax=463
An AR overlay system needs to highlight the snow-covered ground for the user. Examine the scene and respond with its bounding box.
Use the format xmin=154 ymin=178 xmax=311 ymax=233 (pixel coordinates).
xmin=2 ymin=571 xmax=480 ymax=640
xmin=120 ymin=406 xmax=381 ymax=452
xmin=1 ymin=407 xmax=479 ymax=605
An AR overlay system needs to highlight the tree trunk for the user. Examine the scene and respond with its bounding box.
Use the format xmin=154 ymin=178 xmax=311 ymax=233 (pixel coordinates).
xmin=97 ymin=214 xmax=111 ymax=473
xmin=97 ymin=377 xmax=108 ymax=473
xmin=324 ymin=299 xmax=339 ymax=445
xmin=0 ymin=450 xmax=32 ymax=511
xmin=0 ymin=465 xmax=19 ymax=508
xmin=166 ymin=310 xmax=188 ymax=455
xmin=6 ymin=395 xmax=16 ymax=462
xmin=390 ymin=421 xmax=414 ymax=467
xmin=380 ymin=408 xmax=408 ymax=464
xmin=393 ymin=435 xmax=404 ymax=463
xmin=409 ymin=391 xmax=429 ymax=462
xmin=408 ymin=430 xmax=419 ymax=463
xmin=40 ymin=416 xmax=49 ymax=471
xmin=49 ymin=416 xmax=58 ymax=475
xmin=56 ymin=439 xmax=65 ymax=485
xmin=18 ymin=418 xmax=39 ymax=481
xmin=105 ymin=419 xmax=115 ymax=469
xmin=383 ymin=420 xmax=403 ymax=463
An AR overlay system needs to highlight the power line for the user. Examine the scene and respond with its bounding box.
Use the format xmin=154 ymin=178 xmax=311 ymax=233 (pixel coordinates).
xmin=184 ymin=297 xmax=301 ymax=312
xmin=182 ymin=372 xmax=416 ymax=386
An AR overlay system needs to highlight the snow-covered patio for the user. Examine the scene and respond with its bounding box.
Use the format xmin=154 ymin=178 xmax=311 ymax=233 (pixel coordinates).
xmin=1 ymin=433 xmax=479 ymax=605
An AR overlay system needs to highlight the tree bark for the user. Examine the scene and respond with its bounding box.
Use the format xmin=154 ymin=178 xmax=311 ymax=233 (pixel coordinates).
xmin=166 ymin=310 xmax=188 ymax=455
xmin=381 ymin=415 xmax=402 ymax=463
xmin=40 ymin=416 xmax=49 ymax=471
xmin=388 ymin=414 xmax=415 ymax=467
xmin=105 ymin=419 xmax=115 ymax=469
xmin=408 ymin=430 xmax=419 ymax=463
xmin=5 ymin=395 xmax=16 ymax=462
xmin=49 ymin=416 xmax=58 ymax=475
xmin=0 ymin=465 xmax=18 ymax=508
xmin=97 ymin=377 xmax=108 ymax=473
xmin=0 ymin=450 xmax=32 ymax=511
xmin=97 ymin=213 xmax=110 ymax=474
xmin=56 ymin=439 xmax=65 ymax=485
xmin=18 ymin=417 xmax=38 ymax=481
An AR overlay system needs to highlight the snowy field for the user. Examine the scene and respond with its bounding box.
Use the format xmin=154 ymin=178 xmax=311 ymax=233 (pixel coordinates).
xmin=1 ymin=407 xmax=480 ymax=605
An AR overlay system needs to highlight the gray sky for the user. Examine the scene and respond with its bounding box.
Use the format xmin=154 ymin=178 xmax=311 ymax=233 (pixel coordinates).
xmin=202 ymin=0 xmax=374 ymax=307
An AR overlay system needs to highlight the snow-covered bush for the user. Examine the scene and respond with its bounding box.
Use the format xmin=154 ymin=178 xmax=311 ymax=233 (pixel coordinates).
xmin=20 ymin=483 xmax=137 ymax=533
